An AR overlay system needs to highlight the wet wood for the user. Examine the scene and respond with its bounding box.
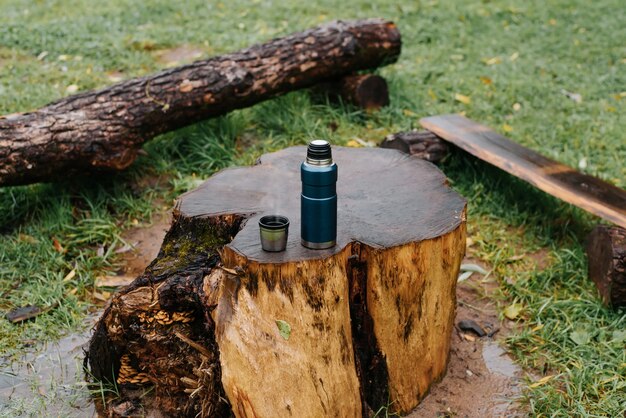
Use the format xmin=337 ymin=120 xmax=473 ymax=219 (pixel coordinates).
xmin=586 ymin=226 xmax=626 ymax=308
xmin=0 ymin=19 xmax=401 ymax=187
xmin=320 ymin=74 xmax=390 ymax=110
xmin=380 ymin=130 xmax=448 ymax=162
xmin=5 ymin=303 xmax=58 ymax=323
xmin=86 ymin=146 xmax=466 ymax=417
xmin=420 ymin=114 xmax=626 ymax=228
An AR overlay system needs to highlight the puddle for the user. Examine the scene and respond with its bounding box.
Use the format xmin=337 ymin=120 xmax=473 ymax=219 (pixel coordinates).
xmin=483 ymin=340 xmax=520 ymax=378
xmin=0 ymin=317 xmax=98 ymax=417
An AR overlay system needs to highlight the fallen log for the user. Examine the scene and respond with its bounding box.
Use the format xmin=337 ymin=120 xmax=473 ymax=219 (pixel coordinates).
xmin=86 ymin=146 xmax=466 ymax=417
xmin=586 ymin=226 xmax=626 ymax=308
xmin=0 ymin=19 xmax=400 ymax=187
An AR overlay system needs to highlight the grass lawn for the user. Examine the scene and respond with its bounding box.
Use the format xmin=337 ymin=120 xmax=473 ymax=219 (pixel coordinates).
xmin=0 ymin=0 xmax=624 ymax=416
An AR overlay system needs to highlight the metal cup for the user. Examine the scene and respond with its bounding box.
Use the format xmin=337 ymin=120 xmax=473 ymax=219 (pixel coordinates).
xmin=259 ymin=215 xmax=289 ymax=252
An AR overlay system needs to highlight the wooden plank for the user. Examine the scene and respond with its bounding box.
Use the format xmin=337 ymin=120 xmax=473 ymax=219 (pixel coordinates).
xmin=420 ymin=114 xmax=626 ymax=228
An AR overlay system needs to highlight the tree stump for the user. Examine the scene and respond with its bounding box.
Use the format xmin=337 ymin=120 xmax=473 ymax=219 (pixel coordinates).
xmin=86 ymin=146 xmax=466 ymax=417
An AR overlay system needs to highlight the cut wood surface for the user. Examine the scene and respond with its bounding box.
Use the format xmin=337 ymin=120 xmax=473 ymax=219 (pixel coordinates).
xmin=0 ymin=19 xmax=400 ymax=187
xmin=420 ymin=114 xmax=626 ymax=228
xmin=87 ymin=146 xmax=466 ymax=418
xmin=586 ymin=226 xmax=626 ymax=308
xmin=318 ymin=74 xmax=390 ymax=110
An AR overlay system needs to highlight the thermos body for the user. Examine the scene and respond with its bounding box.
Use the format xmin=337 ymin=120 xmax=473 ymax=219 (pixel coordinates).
xmin=301 ymin=162 xmax=338 ymax=249
xmin=300 ymin=139 xmax=338 ymax=249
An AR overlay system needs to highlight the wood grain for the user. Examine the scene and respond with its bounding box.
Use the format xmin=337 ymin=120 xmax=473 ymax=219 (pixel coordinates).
xmin=420 ymin=114 xmax=626 ymax=228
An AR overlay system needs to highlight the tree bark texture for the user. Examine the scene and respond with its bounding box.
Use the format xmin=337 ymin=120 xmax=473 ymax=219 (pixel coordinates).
xmin=380 ymin=130 xmax=449 ymax=163
xmin=586 ymin=225 xmax=626 ymax=308
xmin=86 ymin=147 xmax=466 ymax=417
xmin=0 ymin=19 xmax=400 ymax=187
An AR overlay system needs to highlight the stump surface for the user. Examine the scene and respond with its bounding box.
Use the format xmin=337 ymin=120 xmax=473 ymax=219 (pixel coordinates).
xmin=179 ymin=147 xmax=465 ymax=261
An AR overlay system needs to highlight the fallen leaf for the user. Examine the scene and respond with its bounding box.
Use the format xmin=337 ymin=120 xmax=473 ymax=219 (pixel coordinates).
xmin=462 ymin=333 xmax=476 ymax=342
xmin=18 ymin=234 xmax=39 ymax=244
xmin=275 ymin=319 xmax=291 ymax=340
xmin=502 ymin=123 xmax=513 ymax=133
xmin=455 ymin=93 xmax=471 ymax=104
xmin=548 ymin=18 xmax=557 ymax=26
xmin=62 ymin=269 xmax=76 ymax=283
xmin=57 ymin=54 xmax=70 ymax=61
xmin=508 ymin=254 xmax=525 ymax=262
xmin=570 ymin=329 xmax=591 ymax=345
xmin=504 ymin=303 xmax=523 ymax=320
xmin=457 ymin=271 xmax=473 ymax=282
xmin=96 ymin=275 xmax=135 ymax=288
xmin=36 ymin=51 xmax=48 ymax=61
xmin=427 ymin=89 xmax=437 ymax=100
xmin=509 ymin=51 xmax=519 ymax=61
xmin=561 ymin=89 xmax=582 ymax=103
xmin=346 ymin=140 xmax=362 ymax=148
xmin=65 ymin=84 xmax=79 ymax=94
xmin=483 ymin=56 xmax=502 ymax=66
xmin=403 ymin=109 xmax=418 ymax=117
xmin=92 ymin=291 xmax=111 ymax=302
xmin=52 ymin=237 xmax=65 ymax=253
xmin=479 ymin=76 xmax=492 ymax=85
xmin=529 ymin=375 xmax=554 ymax=388
xmin=460 ymin=263 xmax=488 ymax=275
xmin=611 ymin=330 xmax=626 ymax=343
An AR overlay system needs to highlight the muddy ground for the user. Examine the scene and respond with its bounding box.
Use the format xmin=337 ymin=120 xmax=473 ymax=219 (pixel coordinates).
xmin=1 ymin=212 xmax=528 ymax=417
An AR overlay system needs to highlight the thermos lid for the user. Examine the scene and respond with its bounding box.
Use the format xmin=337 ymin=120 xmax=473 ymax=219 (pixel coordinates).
xmin=306 ymin=140 xmax=332 ymax=165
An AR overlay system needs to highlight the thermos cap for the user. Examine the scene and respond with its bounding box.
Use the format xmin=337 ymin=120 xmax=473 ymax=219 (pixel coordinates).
xmin=306 ymin=140 xmax=333 ymax=166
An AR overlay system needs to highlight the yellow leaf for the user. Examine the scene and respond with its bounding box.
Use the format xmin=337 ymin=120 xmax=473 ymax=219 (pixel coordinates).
xmin=63 ymin=269 xmax=76 ymax=283
xmin=479 ymin=76 xmax=492 ymax=85
xmin=346 ymin=140 xmax=362 ymax=148
xmin=483 ymin=56 xmax=502 ymax=66
xmin=504 ymin=302 xmax=523 ymax=319
xmin=403 ymin=109 xmax=418 ymax=117
xmin=548 ymin=18 xmax=557 ymax=26
xmin=502 ymin=123 xmax=513 ymax=133
xmin=455 ymin=93 xmax=471 ymax=105
xmin=529 ymin=375 xmax=554 ymax=388
xmin=427 ymin=89 xmax=437 ymax=100
xmin=509 ymin=51 xmax=519 ymax=61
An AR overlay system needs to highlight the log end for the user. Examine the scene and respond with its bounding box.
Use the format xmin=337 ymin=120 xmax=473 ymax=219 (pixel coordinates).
xmin=586 ymin=225 xmax=626 ymax=308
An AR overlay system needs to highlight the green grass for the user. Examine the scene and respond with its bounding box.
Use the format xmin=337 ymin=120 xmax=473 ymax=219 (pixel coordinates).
xmin=0 ymin=0 xmax=624 ymax=416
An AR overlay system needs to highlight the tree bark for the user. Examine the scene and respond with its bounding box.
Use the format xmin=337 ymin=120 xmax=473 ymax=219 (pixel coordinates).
xmin=586 ymin=225 xmax=626 ymax=308
xmin=380 ymin=130 xmax=449 ymax=163
xmin=86 ymin=146 xmax=466 ymax=417
xmin=0 ymin=19 xmax=400 ymax=187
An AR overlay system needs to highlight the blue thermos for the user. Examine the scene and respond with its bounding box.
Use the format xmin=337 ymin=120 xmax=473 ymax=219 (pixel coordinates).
xmin=301 ymin=140 xmax=338 ymax=249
